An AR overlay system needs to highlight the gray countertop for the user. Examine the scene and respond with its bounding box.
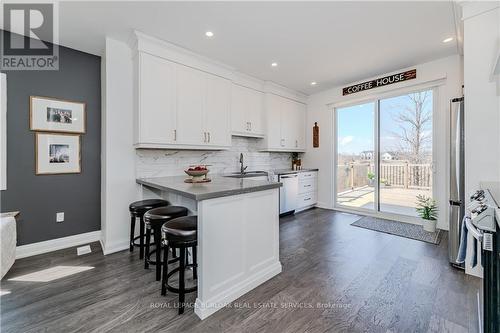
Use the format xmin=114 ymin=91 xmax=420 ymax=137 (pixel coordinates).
xmin=271 ymin=168 xmax=319 ymax=175
xmin=137 ymin=176 xmax=282 ymax=201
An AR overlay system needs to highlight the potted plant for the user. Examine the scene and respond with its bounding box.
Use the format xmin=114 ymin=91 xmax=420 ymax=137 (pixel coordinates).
xmin=416 ymin=195 xmax=438 ymax=232
xmin=367 ymin=171 xmax=375 ymax=186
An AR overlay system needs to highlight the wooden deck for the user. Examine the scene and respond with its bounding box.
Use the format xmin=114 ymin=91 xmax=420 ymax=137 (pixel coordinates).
xmin=337 ymin=186 xmax=432 ymax=216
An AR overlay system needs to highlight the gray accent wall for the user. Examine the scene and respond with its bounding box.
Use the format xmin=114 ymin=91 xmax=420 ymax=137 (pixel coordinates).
xmin=0 ymin=31 xmax=101 ymax=245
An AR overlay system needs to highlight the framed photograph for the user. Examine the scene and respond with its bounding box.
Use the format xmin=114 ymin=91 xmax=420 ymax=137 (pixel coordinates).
xmin=30 ymin=96 xmax=86 ymax=134
xmin=35 ymin=133 xmax=81 ymax=175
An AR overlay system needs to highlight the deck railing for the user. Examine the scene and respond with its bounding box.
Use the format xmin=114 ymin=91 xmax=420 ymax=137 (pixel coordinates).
xmin=337 ymin=161 xmax=432 ymax=193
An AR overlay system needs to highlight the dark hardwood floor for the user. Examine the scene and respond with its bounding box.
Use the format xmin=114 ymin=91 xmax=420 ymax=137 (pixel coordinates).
xmin=1 ymin=208 xmax=481 ymax=332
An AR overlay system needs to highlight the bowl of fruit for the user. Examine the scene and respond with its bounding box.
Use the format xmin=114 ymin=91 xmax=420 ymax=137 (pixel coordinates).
xmin=184 ymin=165 xmax=210 ymax=182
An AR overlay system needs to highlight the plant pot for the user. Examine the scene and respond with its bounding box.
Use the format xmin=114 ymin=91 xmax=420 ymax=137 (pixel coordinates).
xmin=422 ymin=219 xmax=437 ymax=233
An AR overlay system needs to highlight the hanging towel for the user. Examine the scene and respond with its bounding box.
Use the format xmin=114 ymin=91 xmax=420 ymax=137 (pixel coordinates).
xmin=456 ymin=215 xmax=468 ymax=264
xmin=456 ymin=214 xmax=478 ymax=268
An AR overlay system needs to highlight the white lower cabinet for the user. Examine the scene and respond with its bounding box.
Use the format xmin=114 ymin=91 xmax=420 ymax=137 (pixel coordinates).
xmin=262 ymin=93 xmax=306 ymax=152
xmin=134 ymin=52 xmax=231 ymax=149
xmin=296 ymin=171 xmax=318 ymax=211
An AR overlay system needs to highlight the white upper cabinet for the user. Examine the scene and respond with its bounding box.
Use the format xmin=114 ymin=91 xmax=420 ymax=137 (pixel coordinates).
xmin=231 ymin=84 xmax=264 ymax=137
xmin=262 ymin=93 xmax=306 ymax=152
xmin=134 ymin=52 xmax=231 ymax=149
xmin=135 ymin=53 xmax=177 ymax=145
xmin=176 ymin=64 xmax=205 ymax=145
xmin=132 ymin=33 xmax=306 ymax=150
xmin=204 ymin=73 xmax=231 ymax=147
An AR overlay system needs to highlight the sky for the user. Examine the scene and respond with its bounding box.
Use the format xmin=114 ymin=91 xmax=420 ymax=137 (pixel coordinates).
xmin=337 ymin=90 xmax=433 ymax=156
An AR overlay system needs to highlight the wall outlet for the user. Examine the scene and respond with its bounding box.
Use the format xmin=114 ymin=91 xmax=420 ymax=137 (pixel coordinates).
xmin=56 ymin=212 xmax=64 ymax=223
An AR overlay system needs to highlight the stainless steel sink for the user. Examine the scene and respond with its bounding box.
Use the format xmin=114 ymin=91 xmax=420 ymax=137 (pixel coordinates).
xmin=225 ymin=171 xmax=268 ymax=178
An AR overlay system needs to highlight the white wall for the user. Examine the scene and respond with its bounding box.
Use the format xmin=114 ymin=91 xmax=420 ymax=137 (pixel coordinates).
xmin=462 ymin=3 xmax=500 ymax=196
xmin=101 ymin=38 xmax=138 ymax=255
xmin=303 ymin=55 xmax=463 ymax=230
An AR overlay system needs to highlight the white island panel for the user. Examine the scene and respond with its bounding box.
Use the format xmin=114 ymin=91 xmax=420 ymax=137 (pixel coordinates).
xmin=195 ymin=188 xmax=281 ymax=319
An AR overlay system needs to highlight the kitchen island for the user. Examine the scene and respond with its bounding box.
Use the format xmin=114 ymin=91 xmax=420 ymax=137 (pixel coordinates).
xmin=136 ymin=176 xmax=282 ymax=320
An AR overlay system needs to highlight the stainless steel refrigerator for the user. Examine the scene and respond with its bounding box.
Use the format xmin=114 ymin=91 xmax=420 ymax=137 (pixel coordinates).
xmin=448 ymin=97 xmax=465 ymax=266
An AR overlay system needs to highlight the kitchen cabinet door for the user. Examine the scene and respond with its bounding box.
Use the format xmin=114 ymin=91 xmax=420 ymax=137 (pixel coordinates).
xmin=264 ymin=93 xmax=284 ymax=149
xmin=246 ymin=89 xmax=264 ymax=135
xmin=294 ymin=101 xmax=307 ymax=150
xmin=231 ymin=84 xmax=247 ymax=134
xmin=137 ymin=53 xmax=177 ymax=145
xmin=205 ymin=73 xmax=231 ymax=147
xmin=176 ymin=64 xmax=205 ymax=145
xmin=281 ymin=98 xmax=299 ymax=149
xmin=231 ymin=84 xmax=264 ymax=137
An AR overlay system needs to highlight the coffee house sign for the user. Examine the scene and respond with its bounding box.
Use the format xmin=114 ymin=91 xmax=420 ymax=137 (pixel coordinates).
xmin=342 ymin=69 xmax=417 ymax=96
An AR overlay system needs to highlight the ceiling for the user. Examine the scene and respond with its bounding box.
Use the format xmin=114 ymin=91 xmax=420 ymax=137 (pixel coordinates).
xmin=55 ymin=2 xmax=458 ymax=94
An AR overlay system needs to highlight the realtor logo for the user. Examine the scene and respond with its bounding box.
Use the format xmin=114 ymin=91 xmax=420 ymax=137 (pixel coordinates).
xmin=1 ymin=2 xmax=59 ymax=70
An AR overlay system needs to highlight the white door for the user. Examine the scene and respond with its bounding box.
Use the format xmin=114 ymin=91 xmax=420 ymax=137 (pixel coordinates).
xmin=139 ymin=53 xmax=176 ymax=144
xmin=205 ymin=73 xmax=231 ymax=147
xmin=176 ymin=65 xmax=205 ymax=145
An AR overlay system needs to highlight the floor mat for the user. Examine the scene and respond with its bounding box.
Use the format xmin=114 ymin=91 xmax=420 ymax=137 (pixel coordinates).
xmin=351 ymin=216 xmax=442 ymax=245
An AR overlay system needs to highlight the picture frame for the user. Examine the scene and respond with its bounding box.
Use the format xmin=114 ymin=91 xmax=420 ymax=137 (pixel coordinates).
xmin=35 ymin=133 xmax=81 ymax=175
xmin=30 ymin=96 xmax=86 ymax=134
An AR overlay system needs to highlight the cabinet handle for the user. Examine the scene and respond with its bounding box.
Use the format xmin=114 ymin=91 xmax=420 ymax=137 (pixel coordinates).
xmin=204 ymin=132 xmax=207 ymax=143
xmin=249 ymin=122 xmax=252 ymax=131
xmin=280 ymin=139 xmax=285 ymax=147
xmin=208 ymin=132 xmax=211 ymax=143
xmin=174 ymin=129 xmax=177 ymax=141
xmin=296 ymin=140 xmax=298 ymax=147
xmin=304 ymin=184 xmax=311 ymax=187
xmin=304 ymin=197 xmax=311 ymax=201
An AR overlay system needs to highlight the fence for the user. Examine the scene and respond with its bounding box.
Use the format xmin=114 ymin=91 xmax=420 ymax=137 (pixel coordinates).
xmin=337 ymin=161 xmax=432 ymax=193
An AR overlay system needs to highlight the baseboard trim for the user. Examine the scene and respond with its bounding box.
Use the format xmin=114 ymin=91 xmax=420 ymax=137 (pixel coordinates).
xmin=16 ymin=231 xmax=101 ymax=259
xmin=101 ymin=239 xmax=129 ymax=255
xmin=194 ymin=261 xmax=282 ymax=320
xmin=315 ymin=202 xmax=333 ymax=210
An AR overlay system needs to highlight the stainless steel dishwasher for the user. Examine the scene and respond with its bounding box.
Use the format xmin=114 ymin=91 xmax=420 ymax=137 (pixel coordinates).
xmin=279 ymin=173 xmax=298 ymax=215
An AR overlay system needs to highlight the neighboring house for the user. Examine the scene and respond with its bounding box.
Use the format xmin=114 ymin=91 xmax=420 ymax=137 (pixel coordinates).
xmin=360 ymin=150 xmax=374 ymax=160
xmin=382 ymin=152 xmax=393 ymax=160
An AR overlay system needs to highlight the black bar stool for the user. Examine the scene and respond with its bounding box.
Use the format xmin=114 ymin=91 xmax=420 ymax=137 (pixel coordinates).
xmin=161 ymin=215 xmax=198 ymax=314
xmin=143 ymin=206 xmax=189 ymax=281
xmin=129 ymin=199 xmax=169 ymax=259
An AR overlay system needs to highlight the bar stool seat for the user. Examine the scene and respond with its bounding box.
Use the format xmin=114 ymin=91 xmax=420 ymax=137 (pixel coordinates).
xmin=162 ymin=217 xmax=197 ymax=240
xmin=144 ymin=206 xmax=189 ymax=281
xmin=129 ymin=199 xmax=169 ymax=216
xmin=161 ymin=216 xmax=198 ymax=314
xmin=129 ymin=199 xmax=169 ymax=259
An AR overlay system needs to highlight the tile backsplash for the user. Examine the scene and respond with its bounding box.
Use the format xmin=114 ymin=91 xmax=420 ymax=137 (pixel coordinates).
xmin=136 ymin=136 xmax=293 ymax=178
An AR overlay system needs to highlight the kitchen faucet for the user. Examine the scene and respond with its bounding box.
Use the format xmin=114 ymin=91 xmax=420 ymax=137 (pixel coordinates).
xmin=239 ymin=153 xmax=248 ymax=174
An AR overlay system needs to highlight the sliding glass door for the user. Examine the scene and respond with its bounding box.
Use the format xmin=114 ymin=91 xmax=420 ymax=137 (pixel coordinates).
xmin=335 ymin=88 xmax=434 ymax=219
xmin=336 ymin=102 xmax=376 ymax=211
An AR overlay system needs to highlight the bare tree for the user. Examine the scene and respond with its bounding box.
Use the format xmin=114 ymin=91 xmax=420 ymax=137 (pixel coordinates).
xmin=391 ymin=91 xmax=432 ymax=163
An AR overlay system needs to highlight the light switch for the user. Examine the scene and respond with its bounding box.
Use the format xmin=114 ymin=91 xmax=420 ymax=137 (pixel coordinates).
xmin=56 ymin=212 xmax=64 ymax=223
